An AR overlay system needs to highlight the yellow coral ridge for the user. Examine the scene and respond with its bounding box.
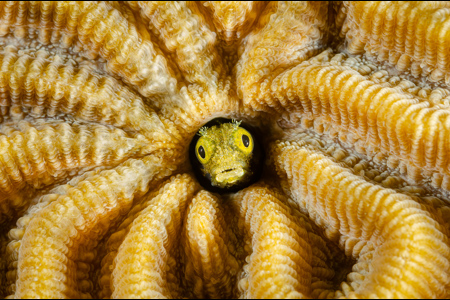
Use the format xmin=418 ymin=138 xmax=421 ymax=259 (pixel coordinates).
xmin=0 ymin=48 xmax=174 ymax=141
xmin=98 ymin=174 xmax=197 ymax=298
xmin=202 ymin=1 xmax=267 ymax=45
xmin=0 ymin=1 xmax=176 ymax=96
xmin=8 ymin=154 xmax=177 ymax=298
xmin=250 ymin=51 xmax=450 ymax=191
xmin=231 ymin=185 xmax=347 ymax=298
xmin=127 ymin=1 xmax=224 ymax=88
xmin=182 ymin=190 xmax=238 ymax=298
xmin=0 ymin=122 xmax=148 ymax=217
xmin=111 ymin=174 xmax=198 ymax=298
xmin=341 ymin=2 xmax=450 ymax=82
xmin=270 ymin=140 xmax=450 ymax=298
xmin=237 ymin=1 xmax=330 ymax=104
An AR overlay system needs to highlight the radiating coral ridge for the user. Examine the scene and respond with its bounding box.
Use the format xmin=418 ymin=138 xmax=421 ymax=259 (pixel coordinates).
xmin=0 ymin=1 xmax=450 ymax=299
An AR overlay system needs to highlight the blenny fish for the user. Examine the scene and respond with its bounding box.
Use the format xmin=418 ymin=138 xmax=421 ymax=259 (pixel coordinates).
xmin=189 ymin=118 xmax=263 ymax=194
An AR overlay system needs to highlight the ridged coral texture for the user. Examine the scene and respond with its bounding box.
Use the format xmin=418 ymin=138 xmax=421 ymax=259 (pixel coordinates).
xmin=0 ymin=1 xmax=449 ymax=299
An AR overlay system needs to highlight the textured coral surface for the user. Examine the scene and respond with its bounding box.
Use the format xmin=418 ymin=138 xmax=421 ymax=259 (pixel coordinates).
xmin=0 ymin=1 xmax=450 ymax=299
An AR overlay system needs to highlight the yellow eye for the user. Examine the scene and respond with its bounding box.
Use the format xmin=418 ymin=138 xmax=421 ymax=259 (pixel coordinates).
xmin=195 ymin=137 xmax=215 ymax=164
xmin=234 ymin=128 xmax=253 ymax=154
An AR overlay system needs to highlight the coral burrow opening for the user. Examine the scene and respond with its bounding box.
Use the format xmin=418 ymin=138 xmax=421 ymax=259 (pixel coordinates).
xmin=189 ymin=118 xmax=264 ymax=194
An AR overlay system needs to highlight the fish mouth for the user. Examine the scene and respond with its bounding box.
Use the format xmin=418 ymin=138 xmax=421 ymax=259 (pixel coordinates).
xmin=214 ymin=167 xmax=246 ymax=186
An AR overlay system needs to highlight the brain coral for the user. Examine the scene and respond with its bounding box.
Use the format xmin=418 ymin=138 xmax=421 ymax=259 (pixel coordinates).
xmin=0 ymin=1 xmax=449 ymax=299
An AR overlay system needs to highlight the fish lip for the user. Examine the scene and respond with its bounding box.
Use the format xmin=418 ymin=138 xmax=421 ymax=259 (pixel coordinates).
xmin=215 ymin=167 xmax=245 ymax=184
xmin=212 ymin=163 xmax=246 ymax=176
xmin=207 ymin=159 xmax=250 ymax=187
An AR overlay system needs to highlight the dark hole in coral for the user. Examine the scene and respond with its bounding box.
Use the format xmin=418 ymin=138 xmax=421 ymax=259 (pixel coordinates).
xmin=189 ymin=117 xmax=264 ymax=194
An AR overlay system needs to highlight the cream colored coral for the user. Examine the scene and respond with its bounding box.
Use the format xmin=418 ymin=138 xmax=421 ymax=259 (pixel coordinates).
xmin=270 ymin=139 xmax=450 ymax=298
xmin=236 ymin=1 xmax=330 ymax=106
xmin=231 ymin=185 xmax=347 ymax=298
xmin=201 ymin=1 xmax=266 ymax=45
xmin=340 ymin=2 xmax=450 ymax=82
xmin=8 ymin=154 xmax=177 ymax=298
xmin=182 ymin=190 xmax=239 ymax=298
xmin=110 ymin=174 xmax=198 ymax=298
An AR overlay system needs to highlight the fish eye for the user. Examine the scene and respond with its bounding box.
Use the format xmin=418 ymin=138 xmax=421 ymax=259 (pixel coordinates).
xmin=242 ymin=134 xmax=250 ymax=147
xmin=198 ymin=145 xmax=206 ymax=159
xmin=195 ymin=137 xmax=215 ymax=164
xmin=234 ymin=128 xmax=253 ymax=154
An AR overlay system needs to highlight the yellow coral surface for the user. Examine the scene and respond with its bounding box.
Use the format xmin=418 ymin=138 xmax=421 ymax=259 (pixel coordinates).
xmin=0 ymin=1 xmax=450 ymax=299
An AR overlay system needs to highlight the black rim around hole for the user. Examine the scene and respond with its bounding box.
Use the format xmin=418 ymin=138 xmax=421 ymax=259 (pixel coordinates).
xmin=189 ymin=118 xmax=264 ymax=194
